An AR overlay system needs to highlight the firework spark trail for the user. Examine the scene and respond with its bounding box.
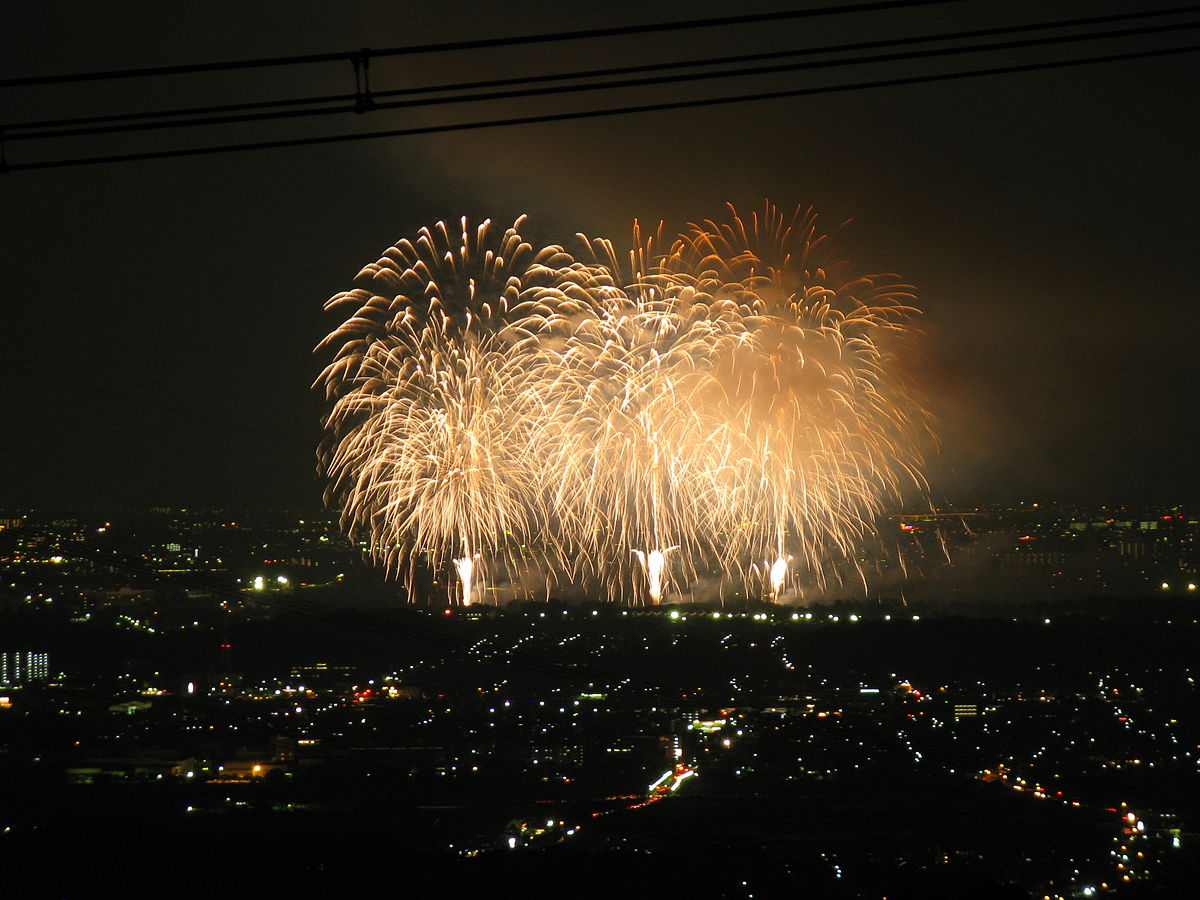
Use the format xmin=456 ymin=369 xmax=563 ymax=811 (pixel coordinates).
xmin=317 ymin=204 xmax=931 ymax=605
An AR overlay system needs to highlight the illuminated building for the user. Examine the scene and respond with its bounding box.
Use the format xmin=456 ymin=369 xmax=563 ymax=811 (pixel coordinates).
xmin=953 ymin=703 xmax=979 ymax=719
xmin=0 ymin=650 xmax=48 ymax=685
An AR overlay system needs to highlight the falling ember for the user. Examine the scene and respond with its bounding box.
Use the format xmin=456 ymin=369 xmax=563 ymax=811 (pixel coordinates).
xmin=316 ymin=203 xmax=932 ymax=604
xmin=633 ymin=546 xmax=679 ymax=606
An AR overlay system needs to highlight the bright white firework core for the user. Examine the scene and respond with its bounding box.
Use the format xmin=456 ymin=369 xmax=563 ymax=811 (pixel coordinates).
xmin=452 ymin=553 xmax=477 ymax=606
xmin=769 ymin=556 xmax=789 ymax=600
xmin=633 ymin=546 xmax=678 ymax=606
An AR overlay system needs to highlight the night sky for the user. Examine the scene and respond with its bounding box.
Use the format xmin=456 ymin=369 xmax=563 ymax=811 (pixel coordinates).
xmin=3 ymin=1 xmax=1197 ymax=509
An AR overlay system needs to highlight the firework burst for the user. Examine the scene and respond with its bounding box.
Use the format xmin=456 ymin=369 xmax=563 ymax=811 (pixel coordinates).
xmin=317 ymin=204 xmax=931 ymax=605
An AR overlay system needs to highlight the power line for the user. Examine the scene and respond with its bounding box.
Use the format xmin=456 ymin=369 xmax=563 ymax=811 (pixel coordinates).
xmin=6 ymin=42 xmax=1197 ymax=173
xmin=0 ymin=0 xmax=971 ymax=88
xmin=9 ymin=5 xmax=1194 ymax=134
xmin=9 ymin=17 xmax=1196 ymax=143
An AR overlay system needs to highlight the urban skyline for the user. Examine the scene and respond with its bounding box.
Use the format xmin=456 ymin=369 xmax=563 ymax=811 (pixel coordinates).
xmin=3 ymin=502 xmax=1198 ymax=895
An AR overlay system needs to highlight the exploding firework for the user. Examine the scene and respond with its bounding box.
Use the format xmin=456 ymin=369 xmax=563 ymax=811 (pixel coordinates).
xmin=317 ymin=204 xmax=931 ymax=605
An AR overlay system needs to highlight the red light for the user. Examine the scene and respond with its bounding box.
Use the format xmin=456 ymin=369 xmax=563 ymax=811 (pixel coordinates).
xmin=443 ymin=608 xmax=453 ymax=615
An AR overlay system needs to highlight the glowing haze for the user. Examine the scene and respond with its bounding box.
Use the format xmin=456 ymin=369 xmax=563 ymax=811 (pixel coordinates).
xmin=317 ymin=203 xmax=931 ymax=605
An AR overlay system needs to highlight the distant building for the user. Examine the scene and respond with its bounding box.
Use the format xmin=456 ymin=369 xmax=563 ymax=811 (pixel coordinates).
xmin=0 ymin=650 xmax=48 ymax=685
xmin=109 ymin=699 xmax=153 ymax=715
xmin=953 ymin=703 xmax=979 ymax=720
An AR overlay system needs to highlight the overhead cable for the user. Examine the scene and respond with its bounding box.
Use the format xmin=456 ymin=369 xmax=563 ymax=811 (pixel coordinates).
xmin=6 ymin=42 xmax=1196 ymax=172
xmin=0 ymin=0 xmax=972 ymax=88
xmin=7 ymin=15 xmax=1196 ymax=143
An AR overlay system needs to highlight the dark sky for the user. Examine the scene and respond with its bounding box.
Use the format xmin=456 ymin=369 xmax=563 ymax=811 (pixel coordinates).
xmin=2 ymin=0 xmax=1197 ymax=510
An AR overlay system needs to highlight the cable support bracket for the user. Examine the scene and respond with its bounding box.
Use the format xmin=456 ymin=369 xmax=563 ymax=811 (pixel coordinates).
xmin=352 ymin=48 xmax=375 ymax=113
